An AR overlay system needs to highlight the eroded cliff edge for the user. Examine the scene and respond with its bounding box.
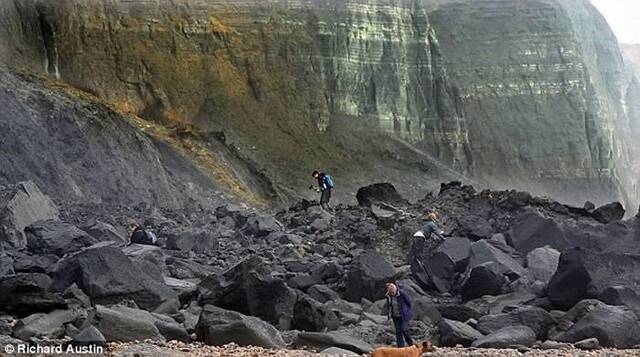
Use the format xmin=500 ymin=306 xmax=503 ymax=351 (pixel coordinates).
xmin=0 ymin=0 xmax=638 ymax=209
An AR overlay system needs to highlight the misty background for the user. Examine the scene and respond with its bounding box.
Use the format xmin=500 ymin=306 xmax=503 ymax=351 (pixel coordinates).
xmin=591 ymin=0 xmax=640 ymax=44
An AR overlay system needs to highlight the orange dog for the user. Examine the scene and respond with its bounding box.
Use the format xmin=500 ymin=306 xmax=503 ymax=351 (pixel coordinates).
xmin=371 ymin=341 xmax=434 ymax=357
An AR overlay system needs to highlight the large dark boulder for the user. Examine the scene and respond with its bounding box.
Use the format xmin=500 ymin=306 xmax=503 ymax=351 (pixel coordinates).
xmin=461 ymin=262 xmax=506 ymax=302
xmin=344 ymin=250 xmax=396 ymax=302
xmin=355 ymin=183 xmax=407 ymax=208
xmin=0 ymin=273 xmax=66 ymax=316
xmin=436 ymin=304 xmax=485 ymax=322
xmin=439 ymin=318 xmax=483 ymax=347
xmin=308 ymin=284 xmax=341 ymax=303
xmin=592 ymin=202 xmax=625 ymax=224
xmin=198 ymin=256 xmax=297 ymax=326
xmin=436 ymin=237 xmax=472 ymax=272
xmin=195 ymin=305 xmax=285 ymax=348
xmin=476 ymin=306 xmax=556 ymax=340
xmin=51 ymin=245 xmax=177 ymax=310
xmin=292 ymin=294 xmax=340 ymax=332
xmin=245 ymin=215 xmax=281 ymax=237
xmin=471 ymin=325 xmax=536 ymax=348
xmin=468 ymin=240 xmax=525 ymax=281
xmin=548 ymin=248 xmax=640 ymax=309
xmin=412 ymin=251 xmax=456 ymax=293
xmin=13 ymin=253 xmax=59 ymax=274
xmin=0 ymin=181 xmax=59 ymax=249
xmin=25 ymin=220 xmax=98 ymax=257
xmin=552 ymin=300 xmax=640 ymax=348
xmin=507 ymin=210 xmax=571 ymax=254
xmin=79 ymin=220 xmax=127 ymax=245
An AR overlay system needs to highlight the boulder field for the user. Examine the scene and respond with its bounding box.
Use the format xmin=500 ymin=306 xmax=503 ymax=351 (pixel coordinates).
xmin=2 ymin=180 xmax=640 ymax=352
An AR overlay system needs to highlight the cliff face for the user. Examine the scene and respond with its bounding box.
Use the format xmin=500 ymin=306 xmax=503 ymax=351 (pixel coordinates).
xmin=0 ymin=0 xmax=638 ymax=208
xmin=428 ymin=0 xmax=639 ymax=205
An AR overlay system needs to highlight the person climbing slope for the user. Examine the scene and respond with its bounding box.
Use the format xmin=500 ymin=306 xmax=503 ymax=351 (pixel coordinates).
xmin=310 ymin=170 xmax=335 ymax=211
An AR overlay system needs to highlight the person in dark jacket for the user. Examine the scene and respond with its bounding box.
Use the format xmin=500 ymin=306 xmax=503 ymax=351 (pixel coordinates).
xmin=382 ymin=282 xmax=414 ymax=347
xmin=127 ymin=222 xmax=155 ymax=246
xmin=311 ymin=170 xmax=333 ymax=210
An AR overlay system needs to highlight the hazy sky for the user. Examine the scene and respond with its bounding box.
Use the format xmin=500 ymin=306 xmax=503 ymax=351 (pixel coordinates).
xmin=591 ymin=0 xmax=640 ymax=44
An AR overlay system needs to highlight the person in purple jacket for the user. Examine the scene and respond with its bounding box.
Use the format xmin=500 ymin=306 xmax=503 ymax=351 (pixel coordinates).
xmin=382 ymin=282 xmax=414 ymax=347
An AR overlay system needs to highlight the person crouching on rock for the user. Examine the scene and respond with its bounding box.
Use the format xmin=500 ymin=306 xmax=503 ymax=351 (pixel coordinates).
xmin=310 ymin=170 xmax=335 ymax=211
xmin=422 ymin=212 xmax=445 ymax=242
xmin=383 ymin=282 xmax=414 ymax=347
xmin=127 ymin=222 xmax=157 ymax=246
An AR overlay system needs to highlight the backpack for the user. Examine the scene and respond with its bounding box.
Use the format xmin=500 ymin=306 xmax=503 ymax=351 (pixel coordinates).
xmin=145 ymin=230 xmax=158 ymax=245
xmin=323 ymin=174 xmax=335 ymax=189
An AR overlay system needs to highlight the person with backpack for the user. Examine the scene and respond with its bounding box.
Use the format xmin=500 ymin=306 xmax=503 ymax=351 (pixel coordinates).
xmin=311 ymin=170 xmax=334 ymax=210
xmin=382 ymin=282 xmax=414 ymax=347
xmin=127 ymin=222 xmax=158 ymax=246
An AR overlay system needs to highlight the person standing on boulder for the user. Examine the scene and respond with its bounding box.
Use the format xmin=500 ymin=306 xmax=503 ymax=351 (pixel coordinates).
xmin=311 ymin=170 xmax=334 ymax=211
xmin=382 ymin=282 xmax=414 ymax=347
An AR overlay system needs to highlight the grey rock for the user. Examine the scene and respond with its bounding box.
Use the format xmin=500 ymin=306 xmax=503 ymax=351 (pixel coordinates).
xmin=195 ymin=304 xmax=285 ymax=348
xmin=508 ymin=210 xmax=571 ymax=254
xmin=246 ymin=215 xmax=281 ymax=237
xmin=599 ymin=285 xmax=640 ymax=318
xmin=0 ymin=181 xmax=59 ymax=249
xmin=13 ymin=308 xmax=83 ymax=340
xmin=165 ymin=230 xmax=218 ymax=253
xmin=471 ymin=325 xmax=536 ymax=348
xmin=308 ymin=284 xmax=341 ymax=303
xmin=439 ymin=318 xmax=483 ymax=347
xmin=436 ymin=304 xmax=485 ymax=322
xmin=344 ymin=250 xmax=396 ymax=302
xmin=461 ymin=262 xmax=506 ymax=301
xmin=293 ymin=294 xmax=340 ymax=332
xmin=0 ymin=253 xmax=14 ymax=277
xmin=356 ymin=183 xmax=407 ymax=208
xmin=575 ymin=337 xmax=600 ymax=350
xmin=79 ymin=220 xmax=127 ymax=244
xmin=25 ymin=220 xmax=98 ymax=257
xmin=468 ymin=240 xmax=526 ymax=281
xmin=592 ymin=202 xmax=625 ymax=224
xmin=526 ymin=246 xmax=560 ymax=284
xmin=548 ymin=248 xmax=640 ymax=309
xmin=0 ymin=273 xmax=66 ymax=315
xmin=51 ymin=245 xmax=177 ymax=310
xmin=476 ymin=306 xmax=556 ymax=340
xmin=294 ymin=331 xmax=373 ymax=354
xmin=552 ymin=300 xmax=640 ymax=348
xmin=73 ymin=325 xmax=106 ymax=346
xmin=13 ymin=253 xmax=58 ymax=274
xmin=92 ymin=305 xmax=165 ymax=342
xmin=436 ymin=237 xmax=472 ymax=272
xmin=198 ymin=256 xmax=297 ymax=326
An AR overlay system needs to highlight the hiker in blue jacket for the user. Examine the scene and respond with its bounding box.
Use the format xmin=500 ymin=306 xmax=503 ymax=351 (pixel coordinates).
xmin=311 ymin=170 xmax=334 ymax=210
xmin=382 ymin=282 xmax=414 ymax=347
